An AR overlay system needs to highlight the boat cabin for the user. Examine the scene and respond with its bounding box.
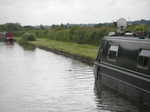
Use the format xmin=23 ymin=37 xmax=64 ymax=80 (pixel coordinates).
xmin=93 ymin=18 xmax=150 ymax=108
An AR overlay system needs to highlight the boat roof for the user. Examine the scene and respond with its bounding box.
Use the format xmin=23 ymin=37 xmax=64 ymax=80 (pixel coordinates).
xmin=104 ymin=36 xmax=150 ymax=42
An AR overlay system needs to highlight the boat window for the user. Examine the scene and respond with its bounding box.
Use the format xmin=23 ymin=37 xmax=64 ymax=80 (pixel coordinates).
xmin=107 ymin=45 xmax=119 ymax=61
xmin=137 ymin=49 xmax=150 ymax=69
xmin=139 ymin=49 xmax=150 ymax=57
xmin=109 ymin=45 xmax=118 ymax=52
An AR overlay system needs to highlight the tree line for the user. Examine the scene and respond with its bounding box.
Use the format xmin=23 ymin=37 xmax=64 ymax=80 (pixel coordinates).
xmin=0 ymin=23 xmax=47 ymax=32
xmin=1 ymin=22 xmax=150 ymax=46
xmin=0 ymin=22 xmax=118 ymax=32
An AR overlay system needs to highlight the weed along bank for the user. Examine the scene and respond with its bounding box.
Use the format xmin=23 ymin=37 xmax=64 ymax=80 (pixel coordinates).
xmin=93 ymin=18 xmax=150 ymax=108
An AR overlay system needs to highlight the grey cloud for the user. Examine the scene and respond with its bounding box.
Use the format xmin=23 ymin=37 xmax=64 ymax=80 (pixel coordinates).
xmin=0 ymin=0 xmax=150 ymax=25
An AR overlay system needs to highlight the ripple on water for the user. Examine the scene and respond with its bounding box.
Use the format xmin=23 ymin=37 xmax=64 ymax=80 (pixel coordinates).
xmin=0 ymin=42 xmax=149 ymax=112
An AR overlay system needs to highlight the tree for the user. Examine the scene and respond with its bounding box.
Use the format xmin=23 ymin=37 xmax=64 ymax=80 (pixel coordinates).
xmin=60 ymin=23 xmax=64 ymax=28
xmin=24 ymin=25 xmax=35 ymax=30
xmin=112 ymin=21 xmax=117 ymax=28
xmin=5 ymin=23 xmax=24 ymax=31
xmin=40 ymin=24 xmax=45 ymax=30
xmin=0 ymin=24 xmax=6 ymax=31
xmin=51 ymin=24 xmax=57 ymax=29
xmin=94 ymin=23 xmax=103 ymax=28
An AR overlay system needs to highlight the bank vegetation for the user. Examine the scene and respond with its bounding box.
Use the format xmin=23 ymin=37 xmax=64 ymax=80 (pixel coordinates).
xmin=8 ymin=23 xmax=150 ymax=63
xmin=14 ymin=24 xmax=149 ymax=45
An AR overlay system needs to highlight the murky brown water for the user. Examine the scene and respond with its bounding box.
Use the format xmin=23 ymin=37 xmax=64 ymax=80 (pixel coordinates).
xmin=0 ymin=41 xmax=149 ymax=112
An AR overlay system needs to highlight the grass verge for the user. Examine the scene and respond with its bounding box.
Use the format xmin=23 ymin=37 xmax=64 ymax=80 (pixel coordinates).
xmin=15 ymin=37 xmax=99 ymax=63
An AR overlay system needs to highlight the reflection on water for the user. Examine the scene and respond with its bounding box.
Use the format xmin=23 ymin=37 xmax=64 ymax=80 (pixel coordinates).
xmin=5 ymin=40 xmax=14 ymax=46
xmin=0 ymin=42 xmax=149 ymax=112
xmin=20 ymin=44 xmax=36 ymax=51
xmin=18 ymin=42 xmax=36 ymax=51
xmin=94 ymin=82 xmax=149 ymax=112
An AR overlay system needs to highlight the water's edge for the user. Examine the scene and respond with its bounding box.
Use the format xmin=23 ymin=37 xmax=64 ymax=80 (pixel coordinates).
xmin=1 ymin=41 xmax=149 ymax=112
xmin=35 ymin=45 xmax=94 ymax=66
xmin=14 ymin=38 xmax=95 ymax=65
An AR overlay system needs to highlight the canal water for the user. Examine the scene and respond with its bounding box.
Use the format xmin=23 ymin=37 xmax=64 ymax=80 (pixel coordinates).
xmin=0 ymin=41 xmax=149 ymax=112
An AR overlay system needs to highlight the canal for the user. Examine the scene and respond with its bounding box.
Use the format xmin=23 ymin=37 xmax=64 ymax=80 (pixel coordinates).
xmin=0 ymin=41 xmax=149 ymax=112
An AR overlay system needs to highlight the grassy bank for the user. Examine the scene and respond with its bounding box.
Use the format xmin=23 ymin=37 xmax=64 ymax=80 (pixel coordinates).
xmin=15 ymin=37 xmax=99 ymax=62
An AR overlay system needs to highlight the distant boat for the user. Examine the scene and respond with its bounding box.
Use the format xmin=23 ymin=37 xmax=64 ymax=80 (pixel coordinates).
xmin=0 ymin=32 xmax=14 ymax=41
xmin=6 ymin=32 xmax=14 ymax=40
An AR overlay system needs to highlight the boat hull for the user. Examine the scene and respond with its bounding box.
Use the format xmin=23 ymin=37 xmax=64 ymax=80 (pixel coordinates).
xmin=93 ymin=62 xmax=150 ymax=108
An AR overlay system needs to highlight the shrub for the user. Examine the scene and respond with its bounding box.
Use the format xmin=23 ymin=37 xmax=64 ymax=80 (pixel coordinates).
xmin=134 ymin=25 xmax=146 ymax=31
xmin=20 ymin=33 xmax=36 ymax=44
xmin=14 ymin=31 xmax=25 ymax=37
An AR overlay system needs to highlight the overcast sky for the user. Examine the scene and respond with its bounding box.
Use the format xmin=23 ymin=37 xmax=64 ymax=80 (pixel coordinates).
xmin=0 ymin=0 xmax=150 ymax=26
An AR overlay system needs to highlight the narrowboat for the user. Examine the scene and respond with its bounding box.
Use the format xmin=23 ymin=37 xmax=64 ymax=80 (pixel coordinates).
xmin=6 ymin=32 xmax=14 ymax=40
xmin=0 ymin=32 xmax=14 ymax=41
xmin=93 ymin=18 xmax=150 ymax=108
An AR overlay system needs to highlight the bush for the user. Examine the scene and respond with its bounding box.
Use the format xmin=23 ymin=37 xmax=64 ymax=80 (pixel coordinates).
xmin=20 ymin=33 xmax=36 ymax=44
xmin=14 ymin=31 xmax=25 ymax=37
xmin=134 ymin=25 xmax=146 ymax=31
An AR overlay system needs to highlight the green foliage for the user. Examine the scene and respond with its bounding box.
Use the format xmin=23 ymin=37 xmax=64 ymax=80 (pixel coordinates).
xmin=40 ymin=24 xmax=45 ymax=30
xmin=0 ymin=24 xmax=6 ymax=31
xmin=15 ymin=26 xmax=115 ymax=46
xmin=51 ymin=23 xmax=68 ymax=29
xmin=19 ymin=33 xmax=36 ymax=44
xmin=94 ymin=23 xmax=103 ymax=28
xmin=14 ymin=24 xmax=149 ymax=46
xmin=69 ymin=25 xmax=79 ymax=40
xmin=5 ymin=23 xmax=24 ymax=31
xmin=43 ymin=26 xmax=112 ymax=45
xmin=0 ymin=22 xmax=36 ymax=32
xmin=134 ymin=25 xmax=146 ymax=31
xmin=14 ymin=31 xmax=25 ymax=37
xmin=24 ymin=25 xmax=35 ymax=31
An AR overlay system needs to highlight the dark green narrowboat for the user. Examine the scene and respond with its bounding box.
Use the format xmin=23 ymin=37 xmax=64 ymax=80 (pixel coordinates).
xmin=93 ymin=18 xmax=150 ymax=108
